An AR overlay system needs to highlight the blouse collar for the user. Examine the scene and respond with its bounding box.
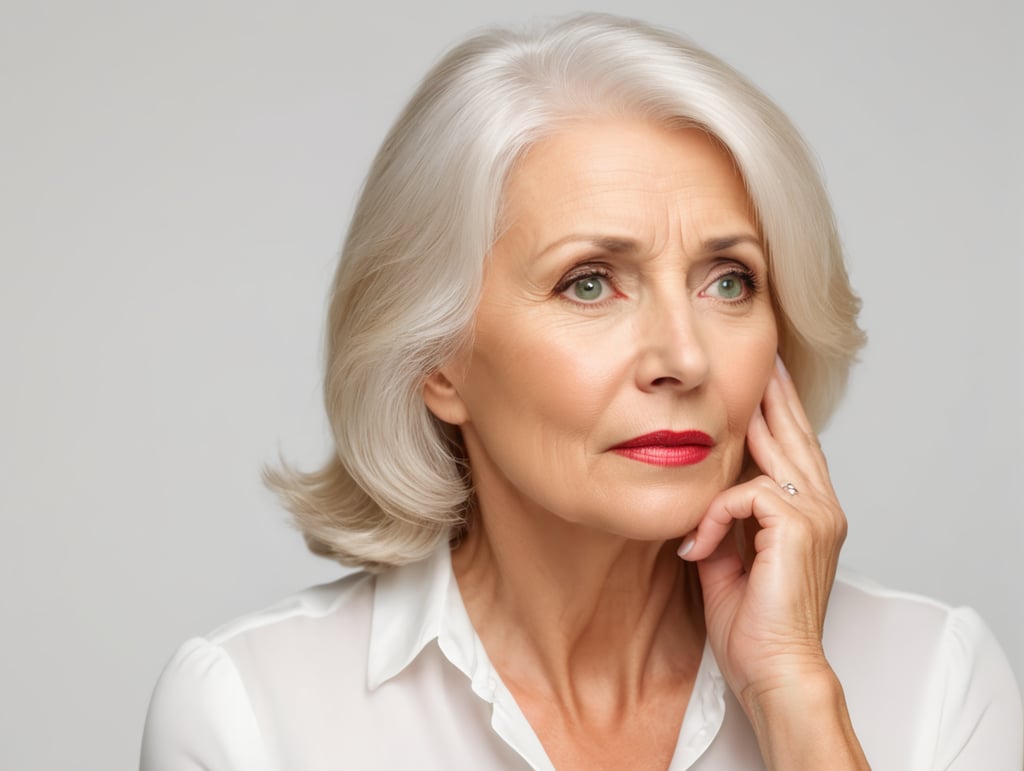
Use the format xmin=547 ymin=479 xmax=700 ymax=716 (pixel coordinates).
xmin=367 ymin=540 xmax=727 ymax=769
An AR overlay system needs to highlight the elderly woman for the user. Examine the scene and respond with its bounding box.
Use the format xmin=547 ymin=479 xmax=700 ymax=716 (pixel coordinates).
xmin=141 ymin=14 xmax=1022 ymax=770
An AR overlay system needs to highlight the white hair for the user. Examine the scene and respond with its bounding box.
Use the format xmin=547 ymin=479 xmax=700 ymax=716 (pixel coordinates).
xmin=265 ymin=13 xmax=866 ymax=571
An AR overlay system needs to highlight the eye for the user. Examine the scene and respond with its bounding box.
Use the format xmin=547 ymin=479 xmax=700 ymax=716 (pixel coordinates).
xmin=703 ymin=269 xmax=758 ymax=302
xmin=710 ymin=274 xmax=745 ymax=299
xmin=556 ymin=270 xmax=615 ymax=304
xmin=571 ymin=275 xmax=608 ymax=302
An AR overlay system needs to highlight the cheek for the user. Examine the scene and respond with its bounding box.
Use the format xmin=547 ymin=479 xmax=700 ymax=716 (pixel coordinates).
xmin=469 ymin=314 xmax=633 ymax=429
xmin=715 ymin=324 xmax=777 ymax=432
xmin=709 ymin=330 xmax=775 ymax=484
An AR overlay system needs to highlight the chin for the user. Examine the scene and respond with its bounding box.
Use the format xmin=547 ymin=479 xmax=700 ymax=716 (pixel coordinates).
xmin=568 ymin=491 xmax=714 ymax=543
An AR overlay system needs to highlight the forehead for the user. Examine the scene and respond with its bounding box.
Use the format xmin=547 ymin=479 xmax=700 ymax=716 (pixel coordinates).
xmin=499 ymin=120 xmax=756 ymax=243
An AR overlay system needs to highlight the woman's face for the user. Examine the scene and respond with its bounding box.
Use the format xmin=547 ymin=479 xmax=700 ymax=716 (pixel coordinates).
xmin=426 ymin=119 xmax=778 ymax=540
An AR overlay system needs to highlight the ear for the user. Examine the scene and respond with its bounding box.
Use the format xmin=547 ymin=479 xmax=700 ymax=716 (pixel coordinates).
xmin=422 ymin=369 xmax=470 ymax=426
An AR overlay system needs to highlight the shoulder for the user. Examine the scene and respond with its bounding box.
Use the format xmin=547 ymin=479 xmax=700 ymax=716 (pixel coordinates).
xmin=827 ymin=568 xmax=962 ymax=648
xmin=826 ymin=568 xmax=1016 ymax=678
xmin=141 ymin=571 xmax=375 ymax=771
xmin=826 ymin=569 xmax=1023 ymax=769
xmin=205 ymin=569 xmax=376 ymax=659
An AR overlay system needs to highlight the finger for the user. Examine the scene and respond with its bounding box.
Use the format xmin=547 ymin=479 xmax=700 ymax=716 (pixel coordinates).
xmin=695 ymin=525 xmax=746 ymax=603
xmin=761 ymin=368 xmax=816 ymax=457
xmin=678 ymin=476 xmax=793 ymax=562
xmin=767 ymin=358 xmax=829 ymax=476
xmin=755 ymin=367 xmax=829 ymax=480
xmin=746 ymin=403 xmax=814 ymax=488
xmin=773 ymin=354 xmax=815 ymax=436
xmin=745 ymin=404 xmax=786 ymax=483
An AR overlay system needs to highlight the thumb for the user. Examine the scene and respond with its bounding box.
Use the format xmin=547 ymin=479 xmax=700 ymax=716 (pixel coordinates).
xmin=694 ymin=523 xmax=745 ymax=607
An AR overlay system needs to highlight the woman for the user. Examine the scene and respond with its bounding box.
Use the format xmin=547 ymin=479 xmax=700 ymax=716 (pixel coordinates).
xmin=141 ymin=14 xmax=1022 ymax=770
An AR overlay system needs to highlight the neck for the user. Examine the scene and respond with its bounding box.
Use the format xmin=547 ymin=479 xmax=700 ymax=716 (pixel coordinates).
xmin=452 ymin=500 xmax=705 ymax=718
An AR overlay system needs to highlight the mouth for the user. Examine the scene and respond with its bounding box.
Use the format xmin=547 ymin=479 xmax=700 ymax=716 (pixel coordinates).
xmin=611 ymin=430 xmax=714 ymax=467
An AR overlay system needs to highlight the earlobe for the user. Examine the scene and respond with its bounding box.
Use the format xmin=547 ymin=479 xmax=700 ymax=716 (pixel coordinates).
xmin=422 ymin=369 xmax=470 ymax=426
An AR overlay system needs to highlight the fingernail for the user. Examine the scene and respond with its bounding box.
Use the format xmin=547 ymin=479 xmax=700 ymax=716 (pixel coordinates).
xmin=677 ymin=535 xmax=696 ymax=559
xmin=775 ymin=353 xmax=790 ymax=381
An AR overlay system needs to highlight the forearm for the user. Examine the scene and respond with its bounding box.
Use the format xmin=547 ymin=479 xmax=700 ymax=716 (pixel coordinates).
xmin=744 ymin=670 xmax=869 ymax=770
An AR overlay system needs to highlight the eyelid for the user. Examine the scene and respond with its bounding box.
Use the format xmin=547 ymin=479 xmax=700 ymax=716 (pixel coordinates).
xmin=700 ymin=259 xmax=761 ymax=300
xmin=554 ymin=264 xmax=619 ymax=306
xmin=554 ymin=262 xmax=613 ymax=291
xmin=707 ymin=255 xmax=757 ymax=274
xmin=708 ymin=257 xmax=758 ymax=279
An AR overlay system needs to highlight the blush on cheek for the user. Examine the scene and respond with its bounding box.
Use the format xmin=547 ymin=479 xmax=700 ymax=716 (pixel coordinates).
xmin=722 ymin=377 xmax=770 ymax=427
xmin=516 ymin=325 xmax=633 ymax=405
xmin=719 ymin=355 xmax=773 ymax=459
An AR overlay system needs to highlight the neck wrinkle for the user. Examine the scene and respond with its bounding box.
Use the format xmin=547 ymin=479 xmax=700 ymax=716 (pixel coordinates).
xmin=452 ymin=508 xmax=705 ymax=721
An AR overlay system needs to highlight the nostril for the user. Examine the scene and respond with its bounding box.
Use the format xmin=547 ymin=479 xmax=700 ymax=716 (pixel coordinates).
xmin=651 ymin=376 xmax=684 ymax=387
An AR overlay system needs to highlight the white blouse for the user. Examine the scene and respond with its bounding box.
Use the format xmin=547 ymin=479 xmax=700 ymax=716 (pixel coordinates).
xmin=141 ymin=544 xmax=1023 ymax=770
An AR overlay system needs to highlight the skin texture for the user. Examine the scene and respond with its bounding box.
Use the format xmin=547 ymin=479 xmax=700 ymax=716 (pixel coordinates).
xmin=423 ymin=120 xmax=867 ymax=770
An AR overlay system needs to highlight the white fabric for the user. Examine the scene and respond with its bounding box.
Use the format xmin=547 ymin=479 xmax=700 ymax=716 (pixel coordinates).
xmin=141 ymin=545 xmax=1023 ymax=770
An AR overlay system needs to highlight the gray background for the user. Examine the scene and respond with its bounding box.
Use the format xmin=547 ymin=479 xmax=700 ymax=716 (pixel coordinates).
xmin=2 ymin=1 xmax=1021 ymax=768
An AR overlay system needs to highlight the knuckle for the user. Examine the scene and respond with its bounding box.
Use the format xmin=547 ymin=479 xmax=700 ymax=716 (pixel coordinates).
xmin=833 ymin=509 xmax=849 ymax=542
xmin=782 ymin=515 xmax=815 ymax=544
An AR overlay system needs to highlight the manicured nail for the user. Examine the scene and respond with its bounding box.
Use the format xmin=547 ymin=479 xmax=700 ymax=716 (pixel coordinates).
xmin=677 ymin=535 xmax=696 ymax=558
xmin=775 ymin=353 xmax=790 ymax=381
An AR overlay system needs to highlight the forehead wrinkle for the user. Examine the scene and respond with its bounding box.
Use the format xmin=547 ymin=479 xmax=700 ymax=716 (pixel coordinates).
xmin=499 ymin=122 xmax=759 ymax=266
xmin=665 ymin=179 xmax=759 ymax=258
xmin=526 ymin=198 xmax=665 ymax=259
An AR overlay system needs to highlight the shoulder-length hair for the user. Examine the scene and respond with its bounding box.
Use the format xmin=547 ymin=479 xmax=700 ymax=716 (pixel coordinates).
xmin=265 ymin=13 xmax=866 ymax=571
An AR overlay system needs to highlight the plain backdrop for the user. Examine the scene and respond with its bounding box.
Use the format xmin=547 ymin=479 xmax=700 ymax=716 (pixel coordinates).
xmin=2 ymin=1 xmax=1021 ymax=768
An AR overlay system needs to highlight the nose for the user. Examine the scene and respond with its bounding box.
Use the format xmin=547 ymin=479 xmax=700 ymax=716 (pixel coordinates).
xmin=634 ymin=295 xmax=710 ymax=393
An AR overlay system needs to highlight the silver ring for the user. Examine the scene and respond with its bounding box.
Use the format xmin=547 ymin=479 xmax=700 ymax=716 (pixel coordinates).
xmin=780 ymin=482 xmax=799 ymax=496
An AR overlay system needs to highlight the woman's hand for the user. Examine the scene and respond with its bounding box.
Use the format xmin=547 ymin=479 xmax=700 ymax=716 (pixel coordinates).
xmin=678 ymin=355 xmax=868 ymax=769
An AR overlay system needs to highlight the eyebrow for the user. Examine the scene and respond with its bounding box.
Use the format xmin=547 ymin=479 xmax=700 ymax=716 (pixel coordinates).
xmin=536 ymin=233 xmax=763 ymax=260
xmin=533 ymin=235 xmax=639 ymax=259
xmin=702 ymin=235 xmax=763 ymax=253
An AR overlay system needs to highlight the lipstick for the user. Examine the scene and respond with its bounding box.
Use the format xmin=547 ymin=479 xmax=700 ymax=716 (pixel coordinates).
xmin=611 ymin=430 xmax=713 ymax=467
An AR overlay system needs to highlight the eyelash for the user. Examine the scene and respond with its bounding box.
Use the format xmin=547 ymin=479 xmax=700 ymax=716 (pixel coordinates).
xmin=554 ymin=262 xmax=762 ymax=306
xmin=703 ymin=266 xmax=760 ymax=304
xmin=553 ymin=265 xmax=618 ymax=306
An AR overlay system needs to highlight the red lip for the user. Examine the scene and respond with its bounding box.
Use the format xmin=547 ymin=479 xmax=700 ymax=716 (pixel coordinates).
xmin=613 ymin=430 xmax=713 ymax=449
xmin=612 ymin=430 xmax=714 ymax=467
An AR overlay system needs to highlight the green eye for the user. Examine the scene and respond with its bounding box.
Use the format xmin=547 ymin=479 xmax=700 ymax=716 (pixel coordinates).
xmin=713 ymin=275 xmax=745 ymax=300
xmin=573 ymin=277 xmax=606 ymax=301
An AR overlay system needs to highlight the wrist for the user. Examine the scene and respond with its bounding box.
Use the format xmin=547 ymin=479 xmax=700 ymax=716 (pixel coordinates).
xmin=743 ymin=669 xmax=868 ymax=770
